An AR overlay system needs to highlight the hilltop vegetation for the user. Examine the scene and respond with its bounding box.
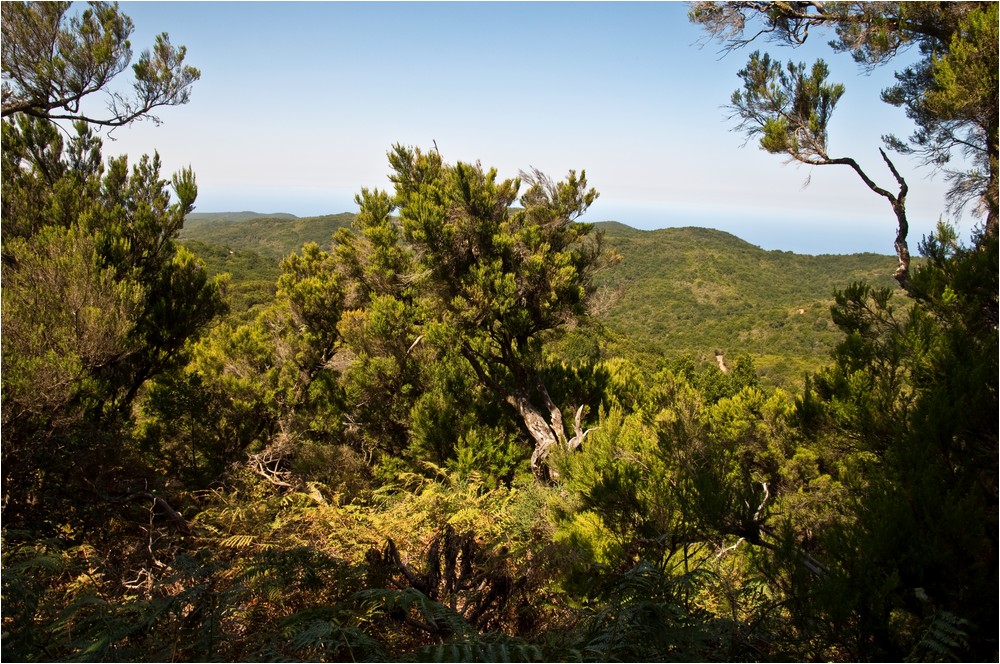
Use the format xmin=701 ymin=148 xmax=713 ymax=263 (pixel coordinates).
xmin=180 ymin=211 xmax=355 ymax=260
xmin=589 ymin=223 xmax=899 ymax=383
xmin=179 ymin=212 xmax=898 ymax=385
xmin=186 ymin=210 xmax=298 ymax=222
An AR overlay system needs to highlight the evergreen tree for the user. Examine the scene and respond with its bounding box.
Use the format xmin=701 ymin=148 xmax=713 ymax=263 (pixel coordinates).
xmin=2 ymin=119 xmax=224 ymax=524
xmin=179 ymin=241 xmax=348 ymax=489
xmin=375 ymin=145 xmax=609 ymax=480
xmin=691 ymin=1 xmax=999 ymax=286
xmin=1 ymin=3 xmax=217 ymax=529
xmin=2 ymin=1 xmax=200 ymax=127
xmin=692 ymin=5 xmax=998 ymax=658
xmin=785 ymin=224 xmax=998 ymax=660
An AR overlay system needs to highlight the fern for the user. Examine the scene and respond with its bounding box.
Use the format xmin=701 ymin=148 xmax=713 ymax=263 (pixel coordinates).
xmin=235 ymin=546 xmax=362 ymax=604
xmin=905 ymin=607 xmax=971 ymax=662
xmin=571 ymin=562 xmax=728 ymax=662
xmin=418 ymin=636 xmax=543 ymax=663
xmin=357 ymin=587 xmax=474 ymax=639
xmin=3 ymin=549 xmax=241 ymax=663
xmin=267 ymin=607 xmax=386 ymax=662
xmin=220 ymin=533 xmax=257 ymax=549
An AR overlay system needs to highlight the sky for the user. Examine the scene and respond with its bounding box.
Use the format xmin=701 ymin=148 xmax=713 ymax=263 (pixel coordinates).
xmin=97 ymin=1 xmax=972 ymax=255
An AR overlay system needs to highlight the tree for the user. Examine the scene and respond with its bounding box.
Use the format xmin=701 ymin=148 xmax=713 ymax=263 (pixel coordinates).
xmin=691 ymin=1 xmax=999 ymax=286
xmin=331 ymin=187 xmax=429 ymax=460
xmin=345 ymin=145 xmax=610 ymax=480
xmin=687 ymin=8 xmax=996 ymax=657
xmin=884 ymin=3 xmax=998 ymax=228
xmin=729 ymin=51 xmax=914 ymax=290
xmin=176 ymin=242 xmax=347 ymax=490
xmin=1 ymin=117 xmax=225 ymax=523
xmin=1 ymin=3 xmax=215 ymax=526
xmin=1 ymin=1 xmax=200 ymax=128
xmin=782 ymin=222 xmax=998 ymax=660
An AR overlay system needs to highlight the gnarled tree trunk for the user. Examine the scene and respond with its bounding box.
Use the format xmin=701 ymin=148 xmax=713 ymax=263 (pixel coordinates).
xmin=462 ymin=347 xmax=591 ymax=481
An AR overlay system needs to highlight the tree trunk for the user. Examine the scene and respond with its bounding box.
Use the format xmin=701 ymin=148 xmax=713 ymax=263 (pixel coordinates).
xmin=827 ymin=150 xmax=913 ymax=293
xmin=506 ymin=389 xmax=562 ymax=480
xmin=460 ymin=346 xmax=592 ymax=481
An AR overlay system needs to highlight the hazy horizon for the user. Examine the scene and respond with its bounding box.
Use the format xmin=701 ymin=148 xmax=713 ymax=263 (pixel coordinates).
xmin=186 ymin=201 xmax=905 ymax=257
xmin=106 ymin=1 xmax=979 ymax=256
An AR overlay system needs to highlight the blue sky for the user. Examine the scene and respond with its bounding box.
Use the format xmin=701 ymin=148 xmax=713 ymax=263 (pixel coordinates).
xmin=103 ymin=1 xmax=968 ymax=254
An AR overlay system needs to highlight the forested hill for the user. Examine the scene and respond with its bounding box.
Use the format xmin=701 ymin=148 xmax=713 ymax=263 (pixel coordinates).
xmin=180 ymin=212 xmax=898 ymax=385
xmin=186 ymin=211 xmax=298 ymax=223
xmin=590 ymin=222 xmax=898 ymax=383
xmin=181 ymin=211 xmax=355 ymax=260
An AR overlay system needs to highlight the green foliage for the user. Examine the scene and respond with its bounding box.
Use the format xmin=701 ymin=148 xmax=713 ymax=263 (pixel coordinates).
xmin=155 ymin=240 xmax=349 ymax=489
xmin=419 ymin=636 xmax=542 ymax=663
xmin=567 ymin=562 xmax=744 ymax=662
xmin=181 ymin=210 xmax=902 ymax=390
xmin=777 ymin=223 xmax=998 ymax=660
xmin=1 ymin=540 xmax=238 ymax=663
xmin=338 ymin=292 xmax=426 ymax=459
xmin=449 ymin=427 xmax=526 ymax=489
xmin=692 ymin=0 xmax=998 ymax=243
xmin=731 ymin=52 xmax=844 ymax=160
xmin=1 ymin=116 xmax=225 ymax=526
xmin=267 ymin=608 xmax=386 ymax=662
xmin=882 ymin=2 xmax=998 ymax=221
xmin=1 ymin=1 xmax=200 ymax=127
xmin=179 ymin=211 xmax=355 ymax=260
xmin=176 ymin=239 xmax=278 ymax=316
xmin=905 ymin=588 xmax=972 ymax=664
xmin=724 ymin=38 xmax=919 ymax=289
xmin=592 ymin=223 xmax=898 ymax=387
xmin=327 ymin=145 xmax=612 ymax=480
xmin=552 ymin=405 xmax=668 ymax=564
xmin=5 ymin=34 xmax=994 ymax=656
xmin=353 ymin=588 xmax=542 ymax=662
xmin=552 ymin=364 xmax=793 ymax=571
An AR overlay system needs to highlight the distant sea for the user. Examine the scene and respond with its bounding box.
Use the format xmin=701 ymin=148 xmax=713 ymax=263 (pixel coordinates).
xmin=589 ymin=204 xmax=896 ymax=256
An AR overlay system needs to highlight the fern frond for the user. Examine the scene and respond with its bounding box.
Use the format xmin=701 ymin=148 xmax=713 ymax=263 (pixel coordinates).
xmin=286 ymin=619 xmax=384 ymax=660
xmin=357 ymin=587 xmax=474 ymax=638
xmin=906 ymin=609 xmax=971 ymax=663
xmin=220 ymin=534 xmax=257 ymax=549
xmin=419 ymin=638 xmax=543 ymax=662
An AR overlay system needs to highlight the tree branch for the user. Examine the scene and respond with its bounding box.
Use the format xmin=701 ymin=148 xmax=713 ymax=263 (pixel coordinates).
xmin=820 ymin=151 xmax=911 ymax=291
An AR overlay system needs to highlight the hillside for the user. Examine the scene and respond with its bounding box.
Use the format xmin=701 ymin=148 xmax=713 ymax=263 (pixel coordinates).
xmin=590 ymin=223 xmax=899 ymax=384
xmin=179 ymin=212 xmax=902 ymax=384
xmin=186 ymin=211 xmax=298 ymax=224
xmin=180 ymin=212 xmax=355 ymax=260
